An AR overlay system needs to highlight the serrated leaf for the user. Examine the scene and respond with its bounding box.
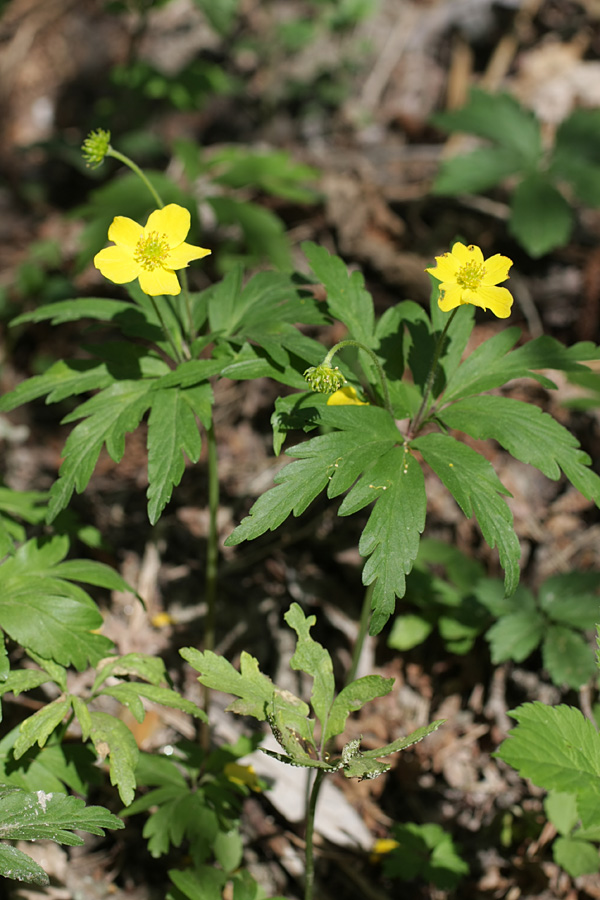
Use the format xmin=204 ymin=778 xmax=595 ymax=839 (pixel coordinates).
xmin=180 ymin=649 xmax=273 ymax=720
xmin=323 ymin=675 xmax=394 ymax=745
xmin=441 ymin=395 xmax=599 ymax=494
xmin=485 ymin=609 xmax=544 ymax=664
xmin=433 ymin=146 xmax=524 ymax=195
xmin=0 ymin=786 xmax=123 ymax=844
xmin=0 ymin=670 xmax=49 ymax=698
xmin=383 ymin=822 xmax=469 ymax=889
xmin=10 ymin=298 xmax=138 ymax=329
xmin=338 ymin=445 xmax=426 ymax=634
xmin=267 ymin=689 xmax=313 ymax=758
xmin=0 ymin=566 xmax=112 ymax=671
xmin=284 ymin=603 xmax=334 ymax=727
xmin=92 ymin=653 xmax=168 ymax=692
xmin=413 ymin=432 xmax=520 ymax=596
xmin=552 ymin=109 xmax=600 ymax=206
xmin=13 ymin=697 xmax=72 ymax=759
xmin=542 ymin=626 xmax=596 ymax=689
xmin=342 ymin=755 xmax=390 ymax=780
xmin=0 ymin=731 xmax=99 ymax=795
xmin=133 ymin=684 xmax=207 ymax=723
xmin=0 ymin=360 xmax=112 ymax=412
xmin=497 ymin=702 xmax=600 ymax=807
xmin=303 ymin=241 xmax=375 ymax=347
xmin=431 ymin=89 xmax=542 ymax=163
xmin=442 ymin=331 xmax=598 ymax=403
xmin=0 ymin=841 xmax=49 ymax=885
xmin=90 ymin=711 xmax=139 ymax=806
xmin=509 ymin=174 xmax=573 ymax=257
xmin=553 ymin=836 xmax=599 ymax=877
xmin=147 ymin=386 xmax=205 ymax=524
xmin=48 ymin=381 xmax=154 ymax=521
xmin=361 ymin=720 xmax=445 ymax=759
xmin=71 ymin=696 xmax=92 ymax=742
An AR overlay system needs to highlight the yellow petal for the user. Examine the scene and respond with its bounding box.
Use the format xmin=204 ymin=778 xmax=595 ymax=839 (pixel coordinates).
xmin=426 ymin=251 xmax=459 ymax=283
xmin=476 ymin=284 xmax=513 ymax=318
xmin=167 ymin=242 xmax=211 ymax=270
xmin=138 ymin=267 xmax=181 ymax=296
xmin=482 ymin=253 xmax=512 ymax=286
xmin=145 ymin=204 xmax=190 ymax=247
xmin=437 ymin=284 xmax=464 ymax=311
xmin=327 ymin=385 xmax=369 ymax=406
xmin=108 ymin=216 xmax=143 ymax=249
xmin=94 ymin=246 xmax=140 ymax=284
xmin=452 ymin=242 xmax=484 ymax=266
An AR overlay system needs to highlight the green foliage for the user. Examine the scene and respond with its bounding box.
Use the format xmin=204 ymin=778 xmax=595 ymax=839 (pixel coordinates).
xmin=432 ymin=89 xmax=600 ymax=256
xmin=497 ymin=701 xmax=600 ymax=876
xmin=381 ymin=822 xmax=469 ymax=889
xmin=182 ymin=603 xmax=444 ymax=780
xmin=226 ymin=243 xmax=600 ymax=633
xmin=477 ymin=573 xmax=600 ymax=689
xmin=0 ymin=786 xmax=123 ymax=885
xmin=1 ymin=267 xmax=326 ymax=524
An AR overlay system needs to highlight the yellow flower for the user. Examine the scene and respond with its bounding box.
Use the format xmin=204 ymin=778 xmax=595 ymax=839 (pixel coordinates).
xmin=327 ymin=385 xmax=369 ymax=406
xmin=224 ymin=762 xmax=262 ymax=792
xmin=426 ymin=242 xmax=513 ymax=319
xmin=369 ymin=838 xmax=400 ymax=864
xmin=94 ymin=203 xmax=211 ymax=296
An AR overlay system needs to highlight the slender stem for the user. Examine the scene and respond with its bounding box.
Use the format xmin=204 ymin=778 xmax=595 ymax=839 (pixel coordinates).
xmin=106 ymin=147 xmax=164 ymax=209
xmin=200 ymin=418 xmax=219 ymax=750
xmin=408 ymin=307 xmax=458 ymax=439
xmin=324 ymin=340 xmax=394 ymax=418
xmin=179 ymin=270 xmax=197 ymax=344
xmin=304 ymin=768 xmax=325 ymax=900
xmin=149 ymin=296 xmax=184 ymax=363
xmin=346 ymin=581 xmax=374 ymax=685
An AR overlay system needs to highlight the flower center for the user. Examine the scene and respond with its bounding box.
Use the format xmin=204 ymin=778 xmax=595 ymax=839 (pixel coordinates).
xmin=457 ymin=261 xmax=485 ymax=291
xmin=134 ymin=232 xmax=170 ymax=271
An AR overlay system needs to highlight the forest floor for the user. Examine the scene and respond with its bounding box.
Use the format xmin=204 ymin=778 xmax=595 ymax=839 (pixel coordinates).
xmin=1 ymin=0 xmax=600 ymax=898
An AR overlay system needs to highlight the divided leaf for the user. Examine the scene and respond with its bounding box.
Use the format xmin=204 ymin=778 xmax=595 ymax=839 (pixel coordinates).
xmin=181 ymin=649 xmax=274 ymax=720
xmin=413 ymin=433 xmax=520 ymax=596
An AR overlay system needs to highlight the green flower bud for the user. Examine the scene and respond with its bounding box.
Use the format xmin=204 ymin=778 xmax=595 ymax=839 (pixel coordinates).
xmin=81 ymin=128 xmax=111 ymax=169
xmin=304 ymin=364 xmax=346 ymax=394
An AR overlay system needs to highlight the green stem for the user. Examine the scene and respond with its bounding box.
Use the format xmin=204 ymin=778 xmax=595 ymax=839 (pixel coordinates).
xmin=346 ymin=581 xmax=374 ymax=686
xmin=304 ymin=768 xmax=325 ymax=900
xmin=200 ymin=418 xmax=219 ymax=750
xmin=179 ymin=270 xmax=197 ymax=345
xmin=106 ymin=147 xmax=164 ymax=209
xmin=149 ymin=296 xmax=184 ymax=364
xmin=324 ymin=340 xmax=394 ymax=418
xmin=408 ymin=307 xmax=458 ymax=439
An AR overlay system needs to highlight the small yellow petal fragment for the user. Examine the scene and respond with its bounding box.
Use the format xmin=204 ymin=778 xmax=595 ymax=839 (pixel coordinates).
xmin=151 ymin=612 xmax=175 ymax=628
xmin=224 ymin=763 xmax=262 ymax=792
xmin=327 ymin=385 xmax=369 ymax=406
xmin=369 ymin=838 xmax=400 ymax=864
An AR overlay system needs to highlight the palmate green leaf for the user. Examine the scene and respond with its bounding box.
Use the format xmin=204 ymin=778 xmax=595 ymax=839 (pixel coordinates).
xmin=303 ymin=241 xmax=375 ymax=347
xmin=180 ymin=649 xmax=274 ymax=720
xmin=10 ymin=298 xmax=138 ymax=328
xmin=496 ymin=702 xmax=600 ymax=816
xmin=431 ymin=89 xmax=542 ymax=163
xmin=168 ymin=864 xmax=225 ymax=900
xmin=413 ymin=432 xmax=520 ymax=596
xmin=90 ymin=711 xmax=139 ymax=806
xmin=323 ymin=675 xmax=394 ymax=745
xmin=485 ymin=609 xmax=544 ymax=664
xmin=538 ymin=574 xmax=600 ymax=629
xmin=509 ymin=173 xmax=573 ymax=257
xmin=0 ymin=728 xmax=99 ymax=796
xmin=226 ymin=406 xmax=400 ymax=545
xmin=0 ymin=840 xmax=49 ymax=885
xmin=285 ymin=603 xmax=334 ymax=727
xmin=440 ymin=395 xmax=600 ymax=505
xmin=147 ymin=384 xmax=210 ymax=524
xmin=48 ymin=380 xmax=154 ymax=521
xmin=0 ymin=536 xmax=114 ymax=669
xmin=433 ymin=146 xmax=525 ymax=195
xmin=0 ymin=785 xmax=123 ymax=844
xmin=542 ymin=626 xmax=596 ymax=689
xmin=442 ymin=330 xmax=598 ymax=404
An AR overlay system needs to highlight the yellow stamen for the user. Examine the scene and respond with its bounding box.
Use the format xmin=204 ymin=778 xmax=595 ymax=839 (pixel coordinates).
xmin=456 ymin=261 xmax=485 ymax=290
xmin=134 ymin=232 xmax=170 ymax=271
